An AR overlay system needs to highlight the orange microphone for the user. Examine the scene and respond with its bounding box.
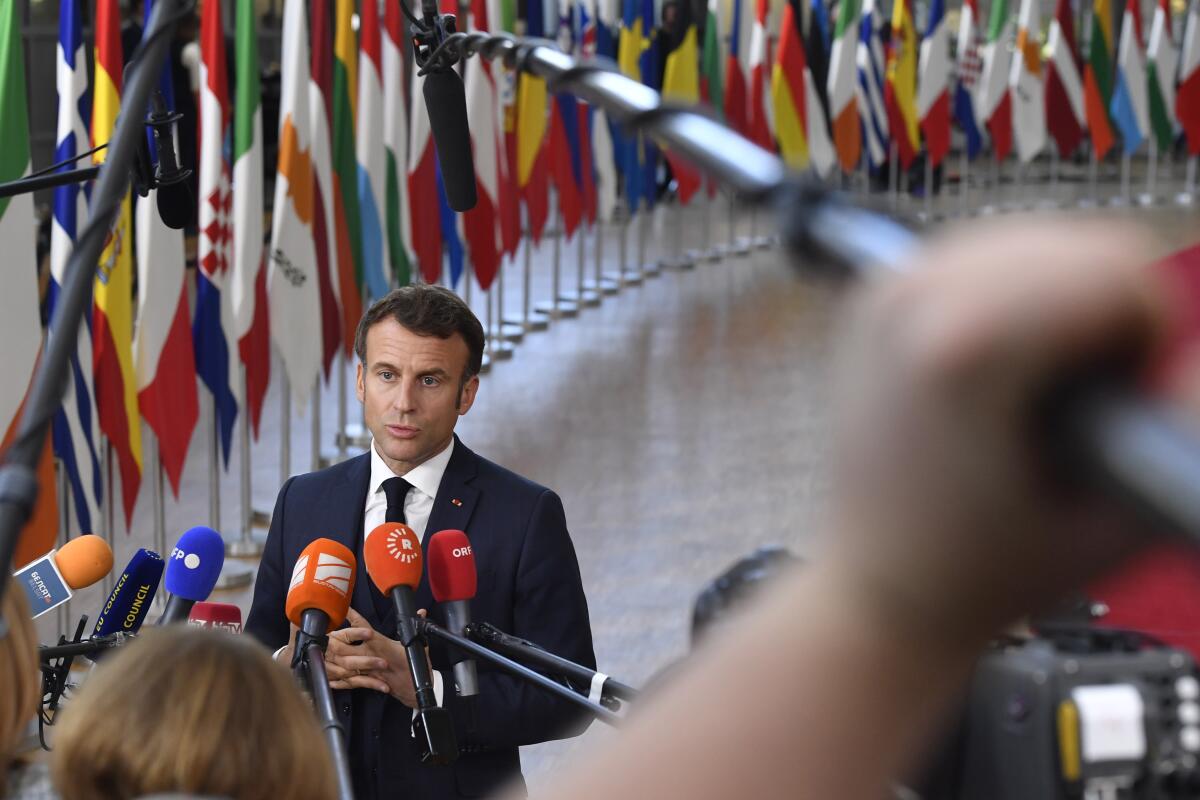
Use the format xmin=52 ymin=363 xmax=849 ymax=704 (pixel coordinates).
xmin=14 ymin=534 xmax=113 ymax=618
xmin=285 ymin=537 xmax=356 ymax=631
xmin=363 ymin=522 xmax=458 ymax=765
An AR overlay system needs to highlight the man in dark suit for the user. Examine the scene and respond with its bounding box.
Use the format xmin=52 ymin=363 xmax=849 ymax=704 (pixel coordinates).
xmin=245 ymin=285 xmax=596 ymax=799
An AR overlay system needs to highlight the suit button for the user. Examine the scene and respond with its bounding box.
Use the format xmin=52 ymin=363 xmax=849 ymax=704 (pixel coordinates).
xmin=341 ymin=703 xmax=351 ymax=715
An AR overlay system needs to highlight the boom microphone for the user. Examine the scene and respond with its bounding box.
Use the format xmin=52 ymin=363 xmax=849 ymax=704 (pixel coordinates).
xmin=427 ymin=529 xmax=478 ymax=697
xmin=423 ymin=70 xmax=477 ymax=212
xmin=147 ymin=91 xmax=192 ymax=230
xmin=158 ymin=526 xmax=226 ymax=625
xmin=188 ymin=601 xmax=243 ymax=633
xmin=13 ymin=534 xmax=113 ymax=618
xmin=93 ymin=548 xmax=164 ymax=638
xmin=364 ymin=522 xmax=459 ymax=765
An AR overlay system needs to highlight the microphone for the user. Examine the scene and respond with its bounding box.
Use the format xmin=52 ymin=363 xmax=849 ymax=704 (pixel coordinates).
xmin=146 ymin=90 xmax=193 ymax=229
xmin=13 ymin=534 xmax=113 ymax=618
xmin=363 ymin=522 xmax=459 ymax=765
xmin=93 ymin=548 xmax=165 ymax=637
xmin=423 ymin=70 xmax=477 ymax=212
xmin=285 ymin=538 xmax=356 ymax=637
xmin=158 ymin=526 xmax=226 ymax=625
xmin=188 ymin=601 xmax=243 ymax=634
xmin=427 ymin=529 xmax=478 ymax=697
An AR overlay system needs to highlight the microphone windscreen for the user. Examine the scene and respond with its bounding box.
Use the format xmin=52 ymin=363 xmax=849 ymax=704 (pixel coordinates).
xmin=55 ymin=534 xmax=114 ymax=590
xmin=93 ymin=549 xmax=164 ymax=636
xmin=363 ymin=522 xmax=423 ymax=596
xmin=155 ymin=182 xmax=193 ymax=230
xmin=188 ymin=601 xmax=243 ymax=633
xmin=164 ymin=526 xmax=225 ymax=601
xmin=285 ymin=538 xmax=356 ymax=628
xmin=423 ymin=70 xmax=478 ymax=212
xmin=427 ymin=529 xmax=476 ymax=603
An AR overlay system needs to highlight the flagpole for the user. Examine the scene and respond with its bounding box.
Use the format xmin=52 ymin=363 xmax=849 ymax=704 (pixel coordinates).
xmin=336 ymin=351 xmax=348 ymax=460
xmin=521 ymin=231 xmax=551 ymax=330
xmin=1140 ymin=139 xmax=1158 ymax=206
xmin=102 ymin=439 xmax=114 ymax=597
xmin=922 ymin=156 xmax=933 ymax=222
xmin=1049 ymin=149 xmax=1059 ymax=206
xmin=230 ymin=367 xmax=262 ymax=557
xmin=640 ymin=208 xmax=660 ymax=276
xmin=280 ymin=371 xmax=291 ymax=484
xmin=575 ymin=227 xmax=600 ymax=304
xmin=537 ymin=205 xmax=577 ymax=319
xmin=704 ymin=191 xmax=721 ymax=261
xmin=960 ymin=149 xmax=970 ymax=214
xmin=206 ymin=396 xmax=220 ymax=532
xmin=620 ymin=212 xmax=641 ymax=285
xmin=488 ymin=286 xmax=514 ymax=360
xmin=889 ymin=142 xmax=900 ymax=210
xmin=496 ymin=257 xmax=525 ymax=342
xmin=1082 ymin=147 xmax=1100 ymax=208
xmin=149 ymin=431 xmax=166 ymax=601
xmin=678 ymin=200 xmax=698 ymax=267
xmin=312 ymin=374 xmax=324 ymax=469
xmin=1179 ymin=155 xmax=1197 ymax=205
xmin=1117 ymin=151 xmax=1132 ymax=205
xmin=54 ymin=459 xmax=69 ymax=637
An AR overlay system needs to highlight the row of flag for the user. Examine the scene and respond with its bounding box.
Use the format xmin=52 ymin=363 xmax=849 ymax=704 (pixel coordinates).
xmin=762 ymin=0 xmax=1200 ymax=176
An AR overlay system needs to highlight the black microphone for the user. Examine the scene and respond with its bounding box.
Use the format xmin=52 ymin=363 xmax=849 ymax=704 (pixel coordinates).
xmin=423 ymin=70 xmax=477 ymax=212
xmin=364 ymin=523 xmax=458 ymax=765
xmin=147 ymin=91 xmax=193 ymax=230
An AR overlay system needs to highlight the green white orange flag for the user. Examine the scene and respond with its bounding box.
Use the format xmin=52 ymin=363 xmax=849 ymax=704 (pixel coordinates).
xmin=827 ymin=0 xmax=862 ymax=172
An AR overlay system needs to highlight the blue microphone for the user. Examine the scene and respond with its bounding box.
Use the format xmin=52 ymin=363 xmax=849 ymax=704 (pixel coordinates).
xmin=93 ymin=549 xmax=165 ymax=638
xmin=158 ymin=526 xmax=226 ymax=625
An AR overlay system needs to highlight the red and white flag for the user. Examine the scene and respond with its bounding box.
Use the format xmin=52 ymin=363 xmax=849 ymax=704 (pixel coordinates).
xmin=463 ymin=0 xmax=502 ymax=291
xmin=1045 ymin=0 xmax=1086 ymax=157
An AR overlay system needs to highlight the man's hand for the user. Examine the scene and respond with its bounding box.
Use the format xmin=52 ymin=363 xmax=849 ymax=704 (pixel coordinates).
xmin=325 ymin=608 xmax=432 ymax=707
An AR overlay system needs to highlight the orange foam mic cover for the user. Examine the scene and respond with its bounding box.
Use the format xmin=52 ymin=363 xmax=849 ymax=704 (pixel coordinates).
xmin=285 ymin=538 xmax=357 ymax=628
xmin=363 ymin=523 xmax=423 ymax=595
xmin=56 ymin=534 xmax=114 ymax=589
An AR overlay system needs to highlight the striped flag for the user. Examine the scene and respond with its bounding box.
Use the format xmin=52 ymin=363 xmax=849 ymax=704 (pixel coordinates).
xmin=516 ymin=0 xmax=551 ymax=242
xmin=917 ymin=0 xmax=952 ymax=167
xmin=232 ymin=0 xmax=270 ymax=433
xmin=495 ymin=0 xmax=523 ymax=254
xmin=464 ymin=0 xmax=503 ymax=289
xmin=977 ymin=0 xmax=1014 ymax=162
xmin=136 ymin=0 xmax=198 ymax=494
xmin=725 ymin=0 xmax=750 ymax=136
xmin=1111 ymin=0 xmax=1149 ymax=155
xmin=593 ymin=0 xmax=622 ymax=219
xmin=1182 ymin=0 xmax=1200 ymax=154
xmin=409 ymin=61 xmax=444 ymax=281
xmin=1085 ymin=0 xmax=1117 ymax=158
xmin=1009 ymin=0 xmax=1046 ymax=163
xmin=661 ymin=0 xmax=705 ymax=201
xmin=333 ymin=0 xmax=365 ymax=313
xmin=383 ymin=0 xmax=414 ymax=286
xmin=885 ymin=0 xmax=920 ymax=169
xmin=310 ymin=0 xmax=349 ymax=366
xmin=268 ymin=0 xmax=322 ymax=401
xmin=576 ymin=0 xmax=600 ymax=223
xmin=550 ymin=0 xmax=585 ymax=238
xmin=617 ymin=0 xmax=646 ymax=210
xmin=748 ymin=0 xmax=773 ymax=150
xmin=637 ymin=0 xmax=659 ymax=210
xmin=357 ymin=0 xmax=390 ymax=301
xmin=92 ymin=0 xmax=141 ymax=523
xmin=1147 ymin=0 xmax=1180 ymax=152
xmin=701 ymin=0 xmax=724 ymax=118
xmin=774 ymin=0 xmax=829 ymax=173
xmin=194 ymin=0 xmax=238 ymax=466
xmin=49 ymin=0 xmax=101 ymax=534
xmin=1 ymin=0 xmax=58 ymax=562
xmin=1045 ymin=0 xmax=1086 ymax=158
xmin=828 ymin=0 xmax=862 ymax=172
xmin=953 ymin=0 xmax=985 ymax=159
xmin=857 ymin=0 xmax=891 ymax=168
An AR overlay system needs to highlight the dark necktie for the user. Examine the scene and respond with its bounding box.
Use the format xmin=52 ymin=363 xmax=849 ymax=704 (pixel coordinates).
xmin=381 ymin=476 xmax=412 ymax=525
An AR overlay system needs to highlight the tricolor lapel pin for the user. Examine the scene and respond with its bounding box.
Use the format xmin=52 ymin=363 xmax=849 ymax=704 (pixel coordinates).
xmin=451 ymin=498 xmax=463 ymax=507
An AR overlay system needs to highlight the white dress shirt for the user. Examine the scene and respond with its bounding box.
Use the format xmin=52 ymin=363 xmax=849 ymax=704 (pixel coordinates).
xmin=364 ymin=436 xmax=454 ymax=543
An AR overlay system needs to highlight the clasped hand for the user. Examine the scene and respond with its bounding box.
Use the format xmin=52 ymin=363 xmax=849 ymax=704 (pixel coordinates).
xmin=322 ymin=608 xmax=432 ymax=708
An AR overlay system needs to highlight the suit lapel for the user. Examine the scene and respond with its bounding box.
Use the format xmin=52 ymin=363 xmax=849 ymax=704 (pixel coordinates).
xmin=327 ymin=453 xmax=383 ymax=631
xmin=422 ymin=436 xmax=481 ymax=551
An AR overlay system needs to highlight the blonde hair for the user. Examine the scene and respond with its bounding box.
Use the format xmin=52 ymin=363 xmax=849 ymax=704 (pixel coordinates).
xmin=0 ymin=585 xmax=39 ymax=786
xmin=52 ymin=626 xmax=337 ymax=800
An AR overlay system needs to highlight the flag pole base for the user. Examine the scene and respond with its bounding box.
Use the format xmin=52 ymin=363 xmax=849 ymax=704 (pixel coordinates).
xmin=1176 ymin=192 xmax=1196 ymax=207
xmin=584 ymin=278 xmax=620 ymax=295
xmin=505 ymin=313 xmax=550 ymax=332
xmin=616 ymin=269 xmax=643 ymax=285
xmin=227 ymin=537 xmax=265 ymax=559
xmin=1136 ymin=192 xmax=1159 ymax=208
xmin=534 ymin=300 xmax=578 ymax=319
xmin=479 ymin=353 xmax=492 ymax=375
xmin=489 ymin=340 xmax=515 ymax=361
xmin=214 ymin=560 xmax=255 ymax=589
xmin=491 ymin=321 xmax=525 ymax=343
xmin=559 ymin=289 xmax=601 ymax=307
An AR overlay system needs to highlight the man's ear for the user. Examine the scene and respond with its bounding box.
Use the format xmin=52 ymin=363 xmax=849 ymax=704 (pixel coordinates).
xmin=356 ymin=361 xmax=365 ymax=404
xmin=457 ymin=374 xmax=480 ymax=415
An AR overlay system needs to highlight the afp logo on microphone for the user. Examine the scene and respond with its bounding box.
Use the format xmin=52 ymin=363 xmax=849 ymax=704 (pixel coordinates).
xmin=170 ymin=547 xmax=203 ymax=570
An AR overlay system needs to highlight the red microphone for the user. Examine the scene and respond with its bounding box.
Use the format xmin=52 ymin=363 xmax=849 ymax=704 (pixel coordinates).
xmin=187 ymin=601 xmax=243 ymax=634
xmin=428 ymin=530 xmax=478 ymax=697
xmin=363 ymin=522 xmax=458 ymax=765
xmin=286 ymin=538 xmax=356 ymax=634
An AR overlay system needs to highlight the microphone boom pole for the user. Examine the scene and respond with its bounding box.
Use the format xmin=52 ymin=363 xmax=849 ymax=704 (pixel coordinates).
xmin=0 ymin=0 xmax=191 ymax=624
xmin=423 ymin=28 xmax=1200 ymax=549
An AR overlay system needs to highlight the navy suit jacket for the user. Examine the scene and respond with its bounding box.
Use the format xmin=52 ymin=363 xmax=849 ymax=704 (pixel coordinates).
xmin=245 ymin=437 xmax=596 ymax=799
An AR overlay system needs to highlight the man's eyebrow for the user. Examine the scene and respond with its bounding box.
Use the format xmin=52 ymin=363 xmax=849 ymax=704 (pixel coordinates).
xmin=369 ymin=362 xmax=452 ymax=379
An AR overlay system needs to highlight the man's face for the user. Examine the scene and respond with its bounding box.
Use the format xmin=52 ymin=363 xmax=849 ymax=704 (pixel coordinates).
xmin=356 ymin=318 xmax=479 ymax=473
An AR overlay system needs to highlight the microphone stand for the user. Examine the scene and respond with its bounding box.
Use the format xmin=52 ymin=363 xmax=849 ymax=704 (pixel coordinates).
xmin=0 ymin=0 xmax=192 ymax=630
xmin=467 ymin=622 xmax=637 ymax=709
xmin=410 ymin=27 xmax=1200 ymax=549
xmin=417 ymin=618 xmax=622 ymax=726
xmin=39 ymin=630 xmax=134 ymax=662
xmin=292 ymin=624 xmax=356 ymax=800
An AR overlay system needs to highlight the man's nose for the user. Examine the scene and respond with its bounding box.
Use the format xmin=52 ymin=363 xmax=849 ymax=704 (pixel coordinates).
xmin=393 ymin=379 xmax=418 ymax=413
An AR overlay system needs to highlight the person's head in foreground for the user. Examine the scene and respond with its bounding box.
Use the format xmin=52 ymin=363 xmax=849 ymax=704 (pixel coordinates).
xmin=51 ymin=626 xmax=336 ymax=800
xmin=0 ymin=583 xmax=41 ymax=790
